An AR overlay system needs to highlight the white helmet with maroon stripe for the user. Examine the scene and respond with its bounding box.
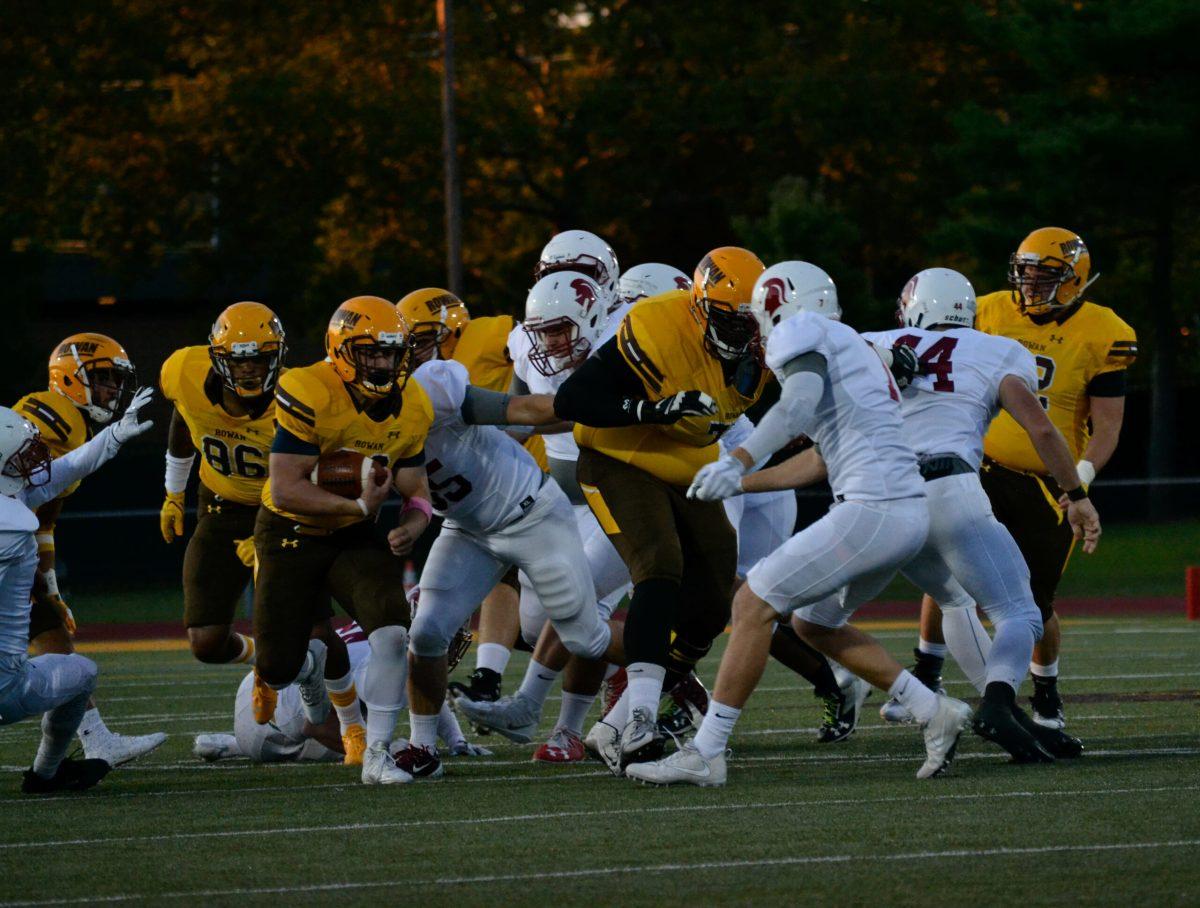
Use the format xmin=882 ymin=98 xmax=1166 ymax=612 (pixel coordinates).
xmin=897 ymin=268 xmax=976 ymax=329
xmin=616 ymin=263 xmax=692 ymax=307
xmin=534 ymin=230 xmax=619 ymax=312
xmin=523 ymin=271 xmax=606 ymax=377
xmin=0 ymin=407 xmax=52 ymax=496
xmin=750 ymin=261 xmax=839 ymax=344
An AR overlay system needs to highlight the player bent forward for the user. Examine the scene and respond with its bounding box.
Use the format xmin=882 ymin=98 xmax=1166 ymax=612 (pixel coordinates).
xmin=627 ymin=264 xmax=972 ymax=787
xmin=0 ymin=392 xmax=153 ymax=793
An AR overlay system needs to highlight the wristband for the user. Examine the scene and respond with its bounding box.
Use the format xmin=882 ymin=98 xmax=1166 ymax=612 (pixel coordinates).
xmin=354 ymin=497 xmax=370 ymax=517
xmin=1066 ymin=486 xmax=1088 ymax=502
xmin=165 ymin=453 xmax=196 ymax=494
xmin=1075 ymin=459 xmax=1097 ymax=488
xmin=401 ymin=496 xmax=433 ymax=521
xmin=39 ymin=568 xmax=60 ymax=598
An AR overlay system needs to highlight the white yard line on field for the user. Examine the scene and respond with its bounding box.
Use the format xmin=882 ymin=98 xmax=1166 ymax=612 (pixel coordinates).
xmin=3 ymin=837 xmax=1199 ymax=904
xmin=1 ymin=782 xmax=1196 ymax=853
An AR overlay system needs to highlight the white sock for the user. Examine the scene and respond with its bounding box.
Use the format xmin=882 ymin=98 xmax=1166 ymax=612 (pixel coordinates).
xmin=325 ymin=671 xmax=363 ymax=732
xmin=1030 ymin=659 xmax=1059 ymax=678
xmin=361 ymin=627 xmax=409 ymax=747
xmin=693 ymin=700 xmax=741 ymax=759
xmin=76 ymin=707 xmax=111 ymax=744
xmin=603 ymin=663 xmax=620 ymax=680
xmin=918 ymin=638 xmax=949 ymax=658
xmin=38 ymin=691 xmax=91 ymax=777
xmin=366 ymin=705 xmax=402 ymax=748
xmin=475 ymin=643 xmax=511 ymax=675
xmin=409 ymin=711 xmax=439 ymax=749
xmin=625 ymin=662 xmax=666 ymax=718
xmin=828 ymin=659 xmax=854 ymax=690
xmin=436 ymin=701 xmax=466 ymax=748
xmin=516 ymin=659 xmax=559 ymax=711
xmin=604 ymin=688 xmax=630 ymax=729
xmin=942 ymin=608 xmax=993 ymax=694
xmin=557 ymin=692 xmax=595 ymax=737
xmin=889 ymin=670 xmax=938 ymax=724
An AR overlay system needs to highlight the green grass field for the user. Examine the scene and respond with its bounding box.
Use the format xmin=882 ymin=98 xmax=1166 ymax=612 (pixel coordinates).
xmin=1 ymin=617 xmax=1197 ymax=906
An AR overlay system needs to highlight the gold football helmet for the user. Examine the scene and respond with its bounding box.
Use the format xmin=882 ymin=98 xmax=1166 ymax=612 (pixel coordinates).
xmin=209 ymin=302 xmax=286 ymax=398
xmin=48 ymin=333 xmax=136 ymax=424
xmin=1008 ymin=227 xmax=1097 ymax=317
xmin=396 ymin=288 xmax=470 ymax=363
xmin=691 ymin=246 xmax=765 ymax=360
xmin=326 ymin=296 xmax=411 ymax=398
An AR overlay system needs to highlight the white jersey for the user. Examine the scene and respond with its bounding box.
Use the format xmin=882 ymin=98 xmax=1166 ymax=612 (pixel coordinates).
xmin=764 ymin=312 xmax=923 ymax=502
xmin=508 ymin=325 xmax=577 ymax=462
xmin=413 ymin=359 xmax=545 ymax=536
xmin=0 ymin=429 xmax=116 ymax=656
xmin=862 ymin=327 xmax=1037 ymax=470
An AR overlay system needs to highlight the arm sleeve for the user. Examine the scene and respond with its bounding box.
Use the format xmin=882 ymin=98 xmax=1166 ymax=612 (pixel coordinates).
xmin=271 ymin=425 xmax=320 ymax=455
xmin=739 ymin=358 xmax=826 ymax=465
xmin=553 ymin=336 xmax=649 ymax=427
xmin=461 ymin=385 xmax=514 ymax=425
xmin=1086 ymin=369 xmax=1126 ymax=398
xmin=22 ymin=427 xmax=120 ymax=510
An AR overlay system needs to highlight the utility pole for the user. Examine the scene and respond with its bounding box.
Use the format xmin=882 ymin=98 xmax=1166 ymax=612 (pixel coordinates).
xmin=438 ymin=0 xmax=463 ymax=295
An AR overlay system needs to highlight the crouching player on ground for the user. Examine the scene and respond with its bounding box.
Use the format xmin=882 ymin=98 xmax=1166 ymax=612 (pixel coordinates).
xmin=0 ymin=391 xmax=154 ymax=793
xmin=194 ymin=621 xmax=489 ymax=763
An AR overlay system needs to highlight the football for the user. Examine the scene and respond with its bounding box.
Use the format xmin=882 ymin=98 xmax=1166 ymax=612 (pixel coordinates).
xmin=309 ymin=449 xmax=389 ymax=499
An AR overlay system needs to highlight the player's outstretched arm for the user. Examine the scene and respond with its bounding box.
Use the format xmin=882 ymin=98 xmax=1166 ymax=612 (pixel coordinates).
xmin=998 ymin=374 xmax=1101 ymax=553
xmin=743 ymin=447 xmax=828 ymax=493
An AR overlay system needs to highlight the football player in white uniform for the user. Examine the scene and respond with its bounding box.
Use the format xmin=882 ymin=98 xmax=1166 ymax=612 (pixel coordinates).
xmin=0 ymin=392 xmax=153 ymax=793
xmin=535 ymin=230 xmax=622 ymax=317
xmin=616 ymin=263 xmax=691 ymax=307
xmin=194 ymin=621 xmax=489 ymax=762
xmin=861 ymin=268 xmax=1097 ymax=761
xmin=404 ymin=320 xmax=624 ymax=781
xmin=627 ymin=262 xmax=972 ymax=787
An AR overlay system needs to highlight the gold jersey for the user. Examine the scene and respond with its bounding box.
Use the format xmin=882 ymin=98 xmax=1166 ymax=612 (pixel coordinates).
xmin=160 ymin=345 xmax=277 ymax=506
xmin=978 ymin=291 xmax=1137 ymax=474
xmin=453 ymin=315 xmax=515 ymax=392
xmin=263 ymin=360 xmax=433 ymax=530
xmin=575 ymin=290 xmax=770 ymax=486
xmin=13 ymin=389 xmax=91 ymax=499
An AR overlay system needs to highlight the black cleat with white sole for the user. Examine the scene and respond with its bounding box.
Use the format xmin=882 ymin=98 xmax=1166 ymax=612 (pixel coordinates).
xmin=1012 ymin=704 xmax=1083 ymax=759
xmin=21 ymin=757 xmax=111 ymax=795
xmin=973 ymin=699 xmax=1055 ymax=764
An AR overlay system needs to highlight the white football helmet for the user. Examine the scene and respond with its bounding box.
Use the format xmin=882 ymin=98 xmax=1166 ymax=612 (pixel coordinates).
xmin=750 ymin=261 xmax=839 ymax=343
xmin=523 ymin=271 xmax=606 ymax=377
xmin=534 ymin=230 xmax=620 ymax=309
xmin=897 ymin=268 xmax=976 ymax=329
xmin=616 ymin=263 xmax=692 ymax=308
xmin=0 ymin=407 xmax=52 ymax=496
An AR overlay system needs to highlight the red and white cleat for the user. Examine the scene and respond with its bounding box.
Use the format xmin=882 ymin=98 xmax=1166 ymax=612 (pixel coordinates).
xmin=532 ymin=726 xmax=585 ymax=763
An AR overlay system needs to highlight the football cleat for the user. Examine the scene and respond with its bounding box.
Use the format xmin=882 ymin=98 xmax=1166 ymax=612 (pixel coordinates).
xmin=341 ymin=723 xmax=367 ymax=766
xmin=818 ymin=675 xmax=872 ymax=744
xmin=1012 ymin=704 xmax=1083 ymax=758
xmin=252 ymin=671 xmax=277 ymax=725
xmin=445 ymin=739 xmax=493 ymax=758
xmin=625 ymin=743 xmax=726 ymax=788
xmin=584 ymin=720 xmax=623 ymax=776
xmin=972 ymin=700 xmax=1055 ymax=764
xmin=454 ymin=691 xmax=541 ymax=744
xmin=916 ymin=695 xmax=973 ymax=780
xmin=81 ymin=731 xmax=167 ymax=767
xmin=361 ymin=742 xmax=414 ymax=784
xmin=192 ymin=733 xmax=241 ymax=762
xmin=657 ymin=672 xmax=709 ymax=742
xmin=21 ymin=757 xmax=111 ymax=795
xmin=1030 ymin=678 xmax=1066 ymax=730
xmin=619 ymin=706 xmax=666 ymax=768
xmin=601 ymin=667 xmax=627 ymax=718
xmin=447 ymin=668 xmax=502 ymax=736
xmin=393 ymin=743 xmax=444 ymax=780
xmin=532 ymin=726 xmax=585 ymax=764
xmin=297 ymin=640 xmax=331 ymax=725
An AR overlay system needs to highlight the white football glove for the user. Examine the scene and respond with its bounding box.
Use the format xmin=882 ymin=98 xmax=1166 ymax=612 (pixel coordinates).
xmin=687 ymin=454 xmax=747 ymax=502
xmin=110 ymin=387 xmax=156 ymax=447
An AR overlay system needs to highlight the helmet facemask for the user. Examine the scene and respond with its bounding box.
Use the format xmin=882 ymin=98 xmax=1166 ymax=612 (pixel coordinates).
xmin=1008 ymin=254 xmax=1081 ymax=316
xmin=74 ymin=354 xmax=137 ymax=424
xmin=525 ymin=316 xmax=592 ymax=377
xmin=342 ymin=338 xmax=411 ymax=398
xmin=405 ymin=322 xmax=451 ymax=365
xmin=210 ymin=341 xmax=284 ymax=399
xmin=2 ymin=434 xmax=52 ymax=490
xmin=700 ymin=298 xmax=759 ymax=361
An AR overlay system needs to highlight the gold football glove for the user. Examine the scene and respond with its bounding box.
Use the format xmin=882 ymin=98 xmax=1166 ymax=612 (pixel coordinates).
xmin=160 ymin=491 xmax=185 ymax=543
xmin=234 ymin=536 xmax=257 ymax=569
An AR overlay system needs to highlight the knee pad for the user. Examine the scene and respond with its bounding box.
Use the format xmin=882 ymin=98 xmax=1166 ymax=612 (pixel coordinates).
xmin=518 ymin=581 xmax=548 ymax=649
xmin=554 ymin=607 xmax=611 ymax=660
xmin=409 ymin=609 xmax=452 ymax=659
xmin=74 ymin=655 xmax=99 ymax=695
xmin=528 ymin=557 xmax=591 ymax=623
xmin=368 ymin=625 xmax=409 ymax=657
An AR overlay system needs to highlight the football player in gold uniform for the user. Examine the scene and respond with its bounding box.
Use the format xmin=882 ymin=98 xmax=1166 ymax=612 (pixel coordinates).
xmin=13 ymin=334 xmax=167 ymax=765
xmin=159 ymin=302 xmax=285 ymax=666
xmin=554 ymin=246 xmax=771 ymax=768
xmin=911 ymin=228 xmax=1135 ymax=730
xmin=398 ymin=288 xmax=537 ymax=711
xmin=256 ymin=295 xmax=434 ymax=784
